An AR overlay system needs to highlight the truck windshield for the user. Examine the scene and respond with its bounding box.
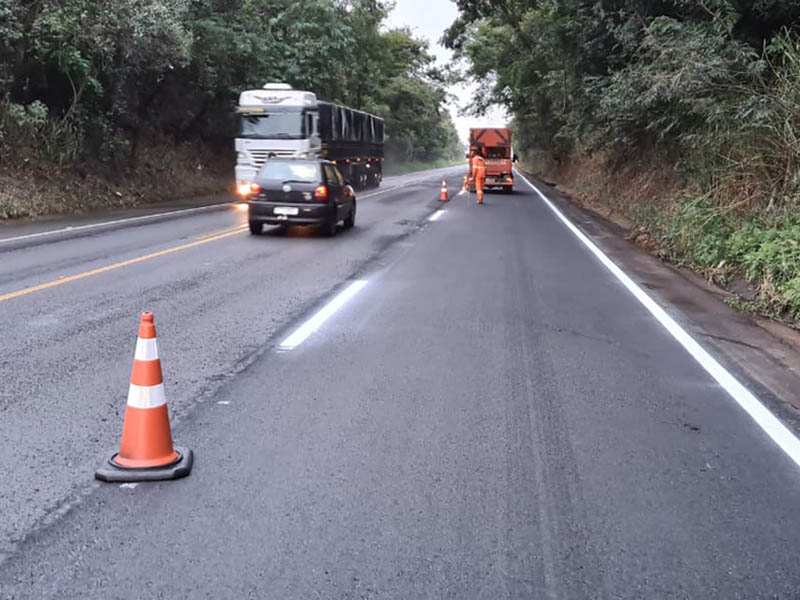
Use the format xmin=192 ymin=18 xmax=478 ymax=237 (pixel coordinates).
xmin=239 ymin=112 xmax=305 ymax=140
xmin=257 ymin=161 xmax=319 ymax=182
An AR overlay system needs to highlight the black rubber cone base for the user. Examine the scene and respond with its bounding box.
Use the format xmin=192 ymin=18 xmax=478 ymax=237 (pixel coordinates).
xmin=95 ymin=447 xmax=193 ymax=483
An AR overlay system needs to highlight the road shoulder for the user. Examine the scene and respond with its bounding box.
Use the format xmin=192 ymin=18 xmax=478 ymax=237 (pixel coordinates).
xmin=522 ymin=172 xmax=800 ymax=432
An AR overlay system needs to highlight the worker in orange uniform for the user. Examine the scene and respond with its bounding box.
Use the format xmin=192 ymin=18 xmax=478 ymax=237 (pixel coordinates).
xmin=471 ymin=147 xmax=487 ymax=204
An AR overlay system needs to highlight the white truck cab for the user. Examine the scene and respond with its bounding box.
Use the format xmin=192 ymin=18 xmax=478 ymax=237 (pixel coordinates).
xmin=235 ymin=84 xmax=321 ymax=194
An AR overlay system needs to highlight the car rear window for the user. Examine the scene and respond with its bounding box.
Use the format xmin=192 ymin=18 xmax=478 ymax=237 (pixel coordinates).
xmin=258 ymin=161 xmax=319 ymax=182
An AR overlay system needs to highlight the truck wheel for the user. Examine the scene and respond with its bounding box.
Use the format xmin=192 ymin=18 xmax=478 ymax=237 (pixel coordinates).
xmin=249 ymin=221 xmax=262 ymax=235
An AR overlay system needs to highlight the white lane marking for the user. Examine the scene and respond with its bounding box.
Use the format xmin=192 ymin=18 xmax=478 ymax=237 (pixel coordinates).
xmin=0 ymin=203 xmax=231 ymax=245
xmin=515 ymin=169 xmax=800 ymax=469
xmin=360 ymin=166 xmax=463 ymax=200
xmin=0 ymin=167 xmax=461 ymax=246
xmin=458 ymin=189 xmax=466 ymax=196
xmin=279 ymin=280 xmax=368 ymax=350
xmin=217 ymin=401 xmax=231 ymax=405
xmin=119 ymin=483 xmax=138 ymax=490
xmin=428 ymin=210 xmax=445 ymax=222
xmin=361 ymin=181 xmax=432 ymax=200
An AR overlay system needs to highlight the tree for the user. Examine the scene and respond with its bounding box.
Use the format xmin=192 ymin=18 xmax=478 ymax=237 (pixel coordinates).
xmin=0 ymin=0 xmax=460 ymax=166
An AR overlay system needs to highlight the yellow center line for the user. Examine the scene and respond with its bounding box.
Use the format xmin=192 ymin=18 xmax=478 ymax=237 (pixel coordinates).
xmin=0 ymin=227 xmax=247 ymax=304
xmin=195 ymin=224 xmax=247 ymax=240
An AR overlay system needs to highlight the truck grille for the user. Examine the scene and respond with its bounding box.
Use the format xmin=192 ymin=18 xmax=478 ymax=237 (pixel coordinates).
xmin=249 ymin=149 xmax=298 ymax=168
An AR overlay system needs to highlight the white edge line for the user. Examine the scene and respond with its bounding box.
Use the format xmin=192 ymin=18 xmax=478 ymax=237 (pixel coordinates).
xmin=1 ymin=166 xmax=461 ymax=244
xmin=428 ymin=210 xmax=445 ymax=222
xmin=279 ymin=280 xmax=368 ymax=350
xmin=514 ymin=168 xmax=800 ymax=469
xmin=360 ymin=165 xmax=462 ymax=200
xmin=0 ymin=202 xmax=231 ymax=245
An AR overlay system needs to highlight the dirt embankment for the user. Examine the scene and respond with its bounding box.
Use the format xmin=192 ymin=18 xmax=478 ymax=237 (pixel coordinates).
xmin=529 ymin=153 xmax=679 ymax=245
xmin=0 ymin=144 xmax=232 ymax=221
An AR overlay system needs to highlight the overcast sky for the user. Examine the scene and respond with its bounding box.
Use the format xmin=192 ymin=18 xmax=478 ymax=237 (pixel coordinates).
xmin=384 ymin=0 xmax=509 ymax=145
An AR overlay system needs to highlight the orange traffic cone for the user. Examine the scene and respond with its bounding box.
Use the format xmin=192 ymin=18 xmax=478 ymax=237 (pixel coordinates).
xmin=96 ymin=312 xmax=192 ymax=482
xmin=440 ymin=178 xmax=448 ymax=202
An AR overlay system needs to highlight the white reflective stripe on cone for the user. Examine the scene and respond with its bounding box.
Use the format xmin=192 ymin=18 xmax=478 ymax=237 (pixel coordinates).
xmin=134 ymin=337 xmax=159 ymax=361
xmin=127 ymin=383 xmax=167 ymax=409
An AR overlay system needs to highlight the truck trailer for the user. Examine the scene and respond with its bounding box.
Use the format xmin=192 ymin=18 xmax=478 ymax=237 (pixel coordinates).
xmin=235 ymin=83 xmax=384 ymax=194
xmin=468 ymin=128 xmax=514 ymax=193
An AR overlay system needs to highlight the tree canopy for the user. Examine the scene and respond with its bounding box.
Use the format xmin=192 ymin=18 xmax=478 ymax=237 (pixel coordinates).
xmin=446 ymin=0 xmax=800 ymax=199
xmin=0 ymin=0 xmax=460 ymax=165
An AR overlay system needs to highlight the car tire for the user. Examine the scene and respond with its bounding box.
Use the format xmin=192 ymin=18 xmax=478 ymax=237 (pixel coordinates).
xmin=344 ymin=201 xmax=356 ymax=229
xmin=249 ymin=221 xmax=262 ymax=235
xmin=322 ymin=218 xmax=338 ymax=237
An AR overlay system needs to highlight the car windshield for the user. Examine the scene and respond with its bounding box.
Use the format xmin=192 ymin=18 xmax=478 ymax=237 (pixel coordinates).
xmin=239 ymin=112 xmax=304 ymax=140
xmin=258 ymin=161 xmax=319 ymax=182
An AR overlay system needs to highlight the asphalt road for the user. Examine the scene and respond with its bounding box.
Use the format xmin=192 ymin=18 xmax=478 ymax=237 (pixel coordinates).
xmin=1 ymin=166 xmax=800 ymax=598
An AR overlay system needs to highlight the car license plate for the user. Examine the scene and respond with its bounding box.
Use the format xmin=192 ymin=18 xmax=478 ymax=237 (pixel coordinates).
xmin=274 ymin=206 xmax=298 ymax=216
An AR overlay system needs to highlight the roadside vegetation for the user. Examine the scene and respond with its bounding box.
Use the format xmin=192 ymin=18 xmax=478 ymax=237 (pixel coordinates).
xmin=0 ymin=0 xmax=461 ymax=220
xmin=383 ymin=158 xmax=464 ymax=177
xmin=446 ymin=0 xmax=800 ymax=324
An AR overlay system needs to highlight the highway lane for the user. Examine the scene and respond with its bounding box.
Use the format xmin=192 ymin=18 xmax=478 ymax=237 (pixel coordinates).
xmin=2 ymin=167 xmax=800 ymax=598
xmin=0 ymin=166 xmax=461 ymax=558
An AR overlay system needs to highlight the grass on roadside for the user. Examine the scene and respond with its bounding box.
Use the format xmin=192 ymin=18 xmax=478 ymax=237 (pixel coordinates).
xmin=639 ymin=194 xmax=800 ymax=322
xmin=383 ymin=159 xmax=464 ymax=177
xmin=0 ymin=145 xmax=230 ymax=221
xmin=522 ymin=153 xmax=800 ymax=327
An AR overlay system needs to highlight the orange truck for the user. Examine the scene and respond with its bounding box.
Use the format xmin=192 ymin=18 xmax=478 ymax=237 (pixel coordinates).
xmin=467 ymin=128 xmax=514 ymax=193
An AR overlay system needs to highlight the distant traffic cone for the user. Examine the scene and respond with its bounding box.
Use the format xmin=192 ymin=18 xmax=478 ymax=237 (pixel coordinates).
xmin=96 ymin=312 xmax=193 ymax=482
xmin=440 ymin=178 xmax=449 ymax=202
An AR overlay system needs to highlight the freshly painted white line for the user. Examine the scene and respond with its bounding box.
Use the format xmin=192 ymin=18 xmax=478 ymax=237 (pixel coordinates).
xmin=279 ymin=280 xmax=368 ymax=350
xmin=360 ymin=168 xmax=461 ymax=200
xmin=119 ymin=483 xmax=138 ymax=489
xmin=217 ymin=401 xmax=231 ymax=405
xmin=0 ymin=203 xmax=231 ymax=244
xmin=515 ymin=169 xmax=800 ymax=469
xmin=428 ymin=210 xmax=445 ymax=222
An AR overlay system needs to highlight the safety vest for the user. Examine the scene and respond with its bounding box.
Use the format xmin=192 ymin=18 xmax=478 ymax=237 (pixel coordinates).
xmin=472 ymin=155 xmax=486 ymax=174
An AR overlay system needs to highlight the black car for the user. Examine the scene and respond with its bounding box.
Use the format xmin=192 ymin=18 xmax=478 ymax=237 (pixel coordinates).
xmin=246 ymin=158 xmax=356 ymax=236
